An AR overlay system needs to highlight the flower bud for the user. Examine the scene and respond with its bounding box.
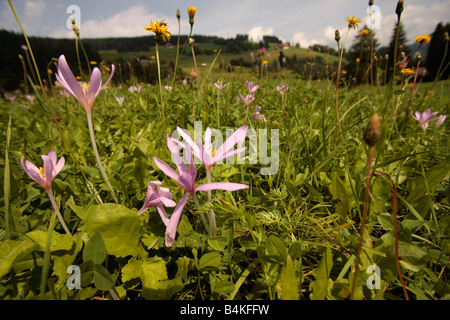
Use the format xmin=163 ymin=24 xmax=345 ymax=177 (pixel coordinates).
xmin=416 ymin=52 xmax=422 ymax=61
xmin=335 ymin=30 xmax=341 ymax=42
xmin=396 ymin=0 xmax=404 ymax=17
xmin=188 ymin=7 xmax=196 ymax=26
xmin=369 ymin=0 xmax=374 ymax=5
xmin=445 ymin=31 xmax=449 ymax=42
xmin=176 ymin=9 xmax=181 ymax=19
xmin=363 ymin=113 xmax=381 ymax=147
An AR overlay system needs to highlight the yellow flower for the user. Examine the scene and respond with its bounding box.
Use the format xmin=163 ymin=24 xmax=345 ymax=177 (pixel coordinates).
xmin=400 ymin=68 xmax=415 ymax=75
xmin=188 ymin=6 xmax=196 ymax=25
xmin=47 ymin=68 xmax=53 ymax=74
xmin=90 ymin=61 xmax=97 ymax=65
xmin=144 ymin=20 xmax=171 ymax=42
xmin=262 ymin=60 xmax=269 ymax=65
xmin=360 ymin=29 xmax=370 ymax=36
xmin=346 ymin=16 xmax=361 ymax=29
xmin=356 ymin=58 xmax=360 ymax=63
xmin=342 ymin=70 xmax=347 ymax=74
xmin=415 ymin=35 xmax=431 ymax=45
xmin=188 ymin=6 xmax=197 ymax=19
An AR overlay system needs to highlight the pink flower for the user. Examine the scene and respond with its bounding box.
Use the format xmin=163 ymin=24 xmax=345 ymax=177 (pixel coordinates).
xmin=252 ymin=105 xmax=266 ymax=123
xmin=137 ymin=181 xmax=176 ymax=227
xmin=115 ymin=96 xmax=124 ymax=105
xmin=173 ymin=125 xmax=248 ymax=171
xmin=153 ymin=142 xmax=248 ymax=247
xmin=55 ymin=55 xmax=115 ymax=114
xmin=239 ymin=93 xmax=255 ymax=110
xmin=436 ymin=115 xmax=446 ymax=127
xmin=412 ymin=109 xmax=438 ymax=130
xmin=21 ymin=150 xmax=65 ymax=190
xmin=246 ymin=81 xmax=259 ymax=94
xmin=214 ymin=81 xmax=228 ymax=90
xmin=277 ymin=83 xmax=289 ymax=95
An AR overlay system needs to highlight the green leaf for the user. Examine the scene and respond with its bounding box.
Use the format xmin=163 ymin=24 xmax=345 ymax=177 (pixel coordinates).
xmin=265 ymin=235 xmax=287 ymax=263
xmin=208 ymin=237 xmax=228 ymax=251
xmin=93 ymin=264 xmax=114 ymax=291
xmin=0 ymin=240 xmax=39 ymax=278
xmin=407 ymin=161 xmax=450 ymax=203
xmin=85 ymin=203 xmax=147 ymax=258
xmin=83 ymin=231 xmax=107 ymax=264
xmin=278 ymin=254 xmax=300 ymax=300
xmin=198 ymin=252 xmax=222 ymax=271
xmin=310 ymin=247 xmax=333 ymax=300
xmin=24 ymin=230 xmax=74 ymax=252
xmin=121 ymin=256 xmax=168 ymax=299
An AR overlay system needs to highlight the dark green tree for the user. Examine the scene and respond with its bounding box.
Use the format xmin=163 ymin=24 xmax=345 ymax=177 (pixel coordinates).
xmin=425 ymin=22 xmax=450 ymax=81
xmin=344 ymin=25 xmax=380 ymax=84
xmin=386 ymin=21 xmax=412 ymax=80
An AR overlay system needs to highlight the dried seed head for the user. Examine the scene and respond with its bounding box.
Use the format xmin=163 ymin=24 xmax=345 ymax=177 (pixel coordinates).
xmin=363 ymin=113 xmax=381 ymax=147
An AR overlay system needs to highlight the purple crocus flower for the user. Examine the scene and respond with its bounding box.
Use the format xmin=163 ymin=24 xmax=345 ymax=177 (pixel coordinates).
xmin=21 ymin=150 xmax=65 ymax=191
xmin=137 ymin=181 xmax=176 ymax=227
xmin=246 ymin=81 xmax=259 ymax=94
xmin=153 ymin=142 xmax=249 ymax=247
xmin=173 ymin=125 xmax=248 ymax=171
xmin=252 ymin=105 xmax=267 ymax=123
xmin=436 ymin=115 xmax=446 ymax=127
xmin=214 ymin=81 xmax=228 ymax=90
xmin=412 ymin=109 xmax=438 ymax=130
xmin=55 ymin=55 xmax=115 ymax=114
xmin=239 ymin=93 xmax=255 ymax=110
xmin=277 ymin=84 xmax=289 ymax=95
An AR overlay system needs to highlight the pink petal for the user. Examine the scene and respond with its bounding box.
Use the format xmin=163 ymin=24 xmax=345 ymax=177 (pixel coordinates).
xmin=195 ymin=182 xmax=249 ymax=192
xmin=86 ymin=67 xmax=102 ymax=110
xmin=165 ymin=193 xmax=190 ymax=247
xmin=56 ymin=55 xmax=88 ymax=109
xmin=100 ymin=64 xmax=115 ymax=92
xmin=177 ymin=127 xmax=200 ymax=156
xmin=215 ymin=125 xmax=248 ymax=159
xmin=153 ymin=156 xmax=180 ymax=182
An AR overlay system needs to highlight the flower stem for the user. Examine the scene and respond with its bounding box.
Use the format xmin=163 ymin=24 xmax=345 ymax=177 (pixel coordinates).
xmin=86 ymin=112 xmax=118 ymax=203
xmin=47 ymin=188 xmax=70 ymax=235
xmin=192 ymin=192 xmax=210 ymax=235
xmin=206 ymin=169 xmax=216 ymax=237
xmin=351 ymin=145 xmax=375 ymax=300
xmin=39 ymin=202 xmax=56 ymax=299
xmin=155 ymin=41 xmax=167 ymax=156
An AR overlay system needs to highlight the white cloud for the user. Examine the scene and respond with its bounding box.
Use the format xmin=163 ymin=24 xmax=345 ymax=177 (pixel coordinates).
xmin=248 ymin=26 xmax=274 ymax=42
xmin=49 ymin=5 xmax=182 ymax=39
xmin=292 ymin=31 xmax=319 ymax=48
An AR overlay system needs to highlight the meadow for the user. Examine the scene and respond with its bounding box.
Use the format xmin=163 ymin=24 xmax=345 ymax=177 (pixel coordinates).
xmin=0 ymin=2 xmax=449 ymax=301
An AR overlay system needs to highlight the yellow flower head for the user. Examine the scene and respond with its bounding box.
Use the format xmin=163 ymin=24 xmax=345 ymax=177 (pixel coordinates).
xmin=356 ymin=58 xmax=361 ymax=63
xmin=360 ymin=29 xmax=370 ymax=36
xmin=346 ymin=16 xmax=361 ymax=29
xmin=400 ymin=68 xmax=415 ymax=75
xmin=415 ymin=35 xmax=431 ymax=45
xmin=90 ymin=61 xmax=97 ymax=65
xmin=144 ymin=20 xmax=171 ymax=42
xmin=262 ymin=60 xmax=269 ymax=65
xmin=188 ymin=6 xmax=197 ymax=25
xmin=188 ymin=7 xmax=197 ymax=19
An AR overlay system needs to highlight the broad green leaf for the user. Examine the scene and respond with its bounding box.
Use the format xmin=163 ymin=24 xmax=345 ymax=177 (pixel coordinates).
xmin=265 ymin=235 xmax=287 ymax=263
xmin=198 ymin=252 xmax=222 ymax=271
xmin=278 ymin=254 xmax=300 ymax=300
xmin=121 ymin=256 xmax=168 ymax=299
xmin=407 ymin=161 xmax=450 ymax=203
xmin=0 ymin=240 xmax=39 ymax=278
xmin=208 ymin=236 xmax=228 ymax=251
xmin=85 ymin=203 xmax=146 ymax=258
xmin=24 ymin=230 xmax=73 ymax=252
xmin=310 ymin=247 xmax=333 ymax=300
xmin=83 ymin=231 xmax=107 ymax=264
xmin=93 ymin=264 xmax=114 ymax=291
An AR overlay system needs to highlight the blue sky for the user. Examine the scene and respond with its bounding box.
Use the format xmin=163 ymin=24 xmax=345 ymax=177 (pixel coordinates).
xmin=1 ymin=0 xmax=449 ymax=47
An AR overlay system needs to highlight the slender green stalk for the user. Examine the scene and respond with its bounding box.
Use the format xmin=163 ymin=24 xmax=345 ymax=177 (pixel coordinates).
xmin=86 ymin=112 xmax=119 ymax=203
xmin=206 ymin=169 xmax=216 ymax=237
xmin=351 ymin=145 xmax=375 ymax=300
xmin=155 ymin=41 xmax=167 ymax=154
xmin=192 ymin=192 xmax=210 ymax=233
xmin=171 ymin=13 xmax=182 ymax=92
xmin=335 ymin=29 xmax=350 ymax=134
xmin=40 ymin=188 xmax=67 ymax=299
xmin=4 ymin=116 xmax=12 ymax=240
